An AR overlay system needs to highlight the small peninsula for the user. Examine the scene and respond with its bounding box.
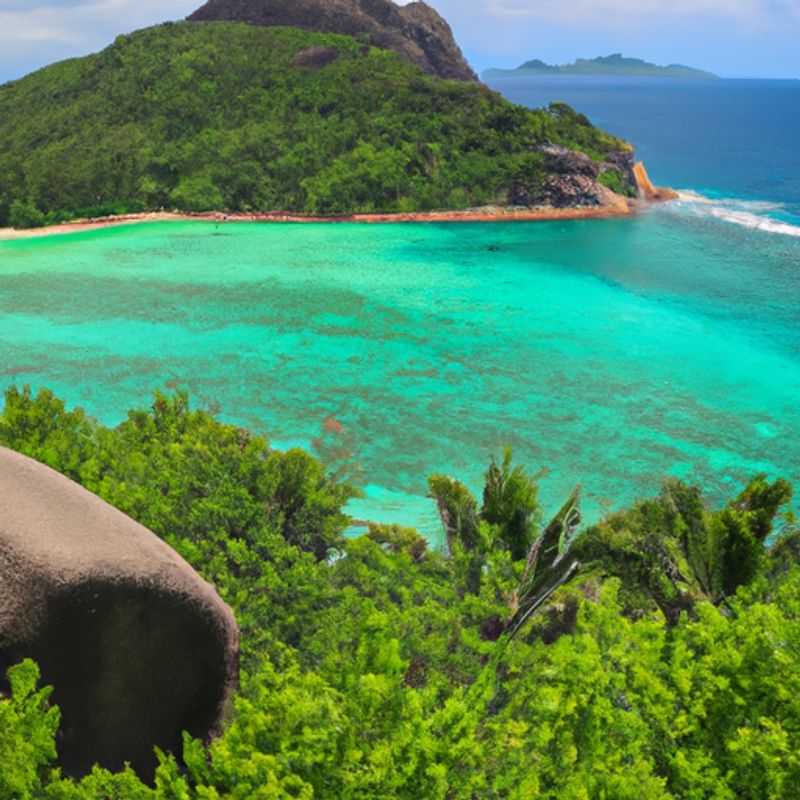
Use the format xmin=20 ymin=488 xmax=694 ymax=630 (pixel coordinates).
xmin=484 ymin=53 xmax=719 ymax=80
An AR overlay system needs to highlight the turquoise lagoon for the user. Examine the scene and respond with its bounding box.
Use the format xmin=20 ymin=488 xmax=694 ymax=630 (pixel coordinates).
xmin=2 ymin=208 xmax=799 ymax=541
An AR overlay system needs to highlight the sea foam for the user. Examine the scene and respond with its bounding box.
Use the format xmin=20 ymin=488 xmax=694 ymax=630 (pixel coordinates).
xmin=673 ymin=191 xmax=800 ymax=238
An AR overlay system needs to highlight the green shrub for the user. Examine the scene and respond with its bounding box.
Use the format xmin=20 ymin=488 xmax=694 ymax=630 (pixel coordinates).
xmin=9 ymin=199 xmax=46 ymax=229
xmin=598 ymin=167 xmax=638 ymax=197
xmin=0 ymin=660 xmax=60 ymax=799
xmin=170 ymin=175 xmax=225 ymax=212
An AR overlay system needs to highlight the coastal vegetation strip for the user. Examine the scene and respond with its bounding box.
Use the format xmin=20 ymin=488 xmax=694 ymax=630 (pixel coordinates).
xmin=0 ymin=161 xmax=680 ymax=239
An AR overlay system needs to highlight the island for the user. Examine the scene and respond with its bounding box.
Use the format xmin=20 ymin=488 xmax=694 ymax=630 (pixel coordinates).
xmin=484 ymin=53 xmax=719 ymax=80
xmin=0 ymin=1 xmax=678 ymax=234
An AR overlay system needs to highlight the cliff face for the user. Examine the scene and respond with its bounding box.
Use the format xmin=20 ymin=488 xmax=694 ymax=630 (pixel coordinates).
xmin=187 ymin=0 xmax=478 ymax=82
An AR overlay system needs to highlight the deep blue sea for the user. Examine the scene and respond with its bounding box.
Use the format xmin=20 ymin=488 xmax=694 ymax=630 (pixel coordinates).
xmin=2 ymin=77 xmax=799 ymax=540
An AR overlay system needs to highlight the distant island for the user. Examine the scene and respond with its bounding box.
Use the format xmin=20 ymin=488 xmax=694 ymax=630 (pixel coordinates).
xmin=484 ymin=54 xmax=719 ymax=80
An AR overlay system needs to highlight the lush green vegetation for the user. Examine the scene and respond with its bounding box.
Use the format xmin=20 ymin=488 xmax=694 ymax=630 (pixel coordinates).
xmin=0 ymin=22 xmax=632 ymax=228
xmin=1 ymin=385 xmax=799 ymax=798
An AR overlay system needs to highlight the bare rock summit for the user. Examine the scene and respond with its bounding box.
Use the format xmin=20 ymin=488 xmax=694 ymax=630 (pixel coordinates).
xmin=188 ymin=0 xmax=478 ymax=82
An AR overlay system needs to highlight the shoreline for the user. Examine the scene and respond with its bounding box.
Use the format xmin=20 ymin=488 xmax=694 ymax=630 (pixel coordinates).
xmin=0 ymin=201 xmax=639 ymax=241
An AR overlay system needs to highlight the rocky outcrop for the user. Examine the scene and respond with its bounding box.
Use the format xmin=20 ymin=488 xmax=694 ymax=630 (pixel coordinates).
xmin=539 ymin=173 xmax=607 ymax=207
xmin=187 ymin=0 xmax=478 ymax=82
xmin=292 ymin=45 xmax=341 ymax=69
xmin=526 ymin=152 xmax=676 ymax=209
xmin=603 ymin=149 xmax=637 ymax=187
xmin=0 ymin=447 xmax=239 ymax=780
xmin=509 ymin=145 xmax=626 ymax=209
xmin=538 ymin=145 xmax=604 ymax=206
xmin=542 ymin=145 xmax=601 ymax=179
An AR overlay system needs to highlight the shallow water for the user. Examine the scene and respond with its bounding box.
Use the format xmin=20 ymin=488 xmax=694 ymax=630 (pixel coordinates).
xmin=2 ymin=211 xmax=799 ymax=541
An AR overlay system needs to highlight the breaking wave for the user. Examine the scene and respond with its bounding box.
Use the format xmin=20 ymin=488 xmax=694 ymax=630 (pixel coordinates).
xmin=671 ymin=190 xmax=800 ymax=238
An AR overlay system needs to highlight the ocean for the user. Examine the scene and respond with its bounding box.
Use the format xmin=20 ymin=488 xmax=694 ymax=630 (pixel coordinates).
xmin=1 ymin=77 xmax=799 ymax=541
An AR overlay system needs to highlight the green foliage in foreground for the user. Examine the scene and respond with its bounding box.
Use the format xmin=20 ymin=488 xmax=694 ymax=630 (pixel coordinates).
xmin=2 ymin=386 xmax=800 ymax=799
xmin=0 ymin=22 xmax=632 ymax=227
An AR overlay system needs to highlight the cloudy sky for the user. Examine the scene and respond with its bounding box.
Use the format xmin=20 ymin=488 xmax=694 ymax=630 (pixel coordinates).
xmin=0 ymin=0 xmax=798 ymax=83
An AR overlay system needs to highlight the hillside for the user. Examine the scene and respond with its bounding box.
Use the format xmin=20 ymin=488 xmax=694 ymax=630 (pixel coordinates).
xmin=485 ymin=53 xmax=719 ymax=80
xmin=0 ymin=22 xmax=636 ymax=228
xmin=188 ymin=0 xmax=478 ymax=82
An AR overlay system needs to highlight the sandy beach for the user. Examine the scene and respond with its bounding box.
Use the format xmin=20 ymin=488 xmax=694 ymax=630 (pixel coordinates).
xmin=0 ymin=201 xmax=638 ymax=242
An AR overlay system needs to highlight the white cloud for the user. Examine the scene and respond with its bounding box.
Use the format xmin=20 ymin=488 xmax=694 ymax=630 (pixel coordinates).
xmin=426 ymin=0 xmax=796 ymax=31
xmin=0 ymin=0 xmax=198 ymax=79
xmin=480 ymin=0 xmax=786 ymax=29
